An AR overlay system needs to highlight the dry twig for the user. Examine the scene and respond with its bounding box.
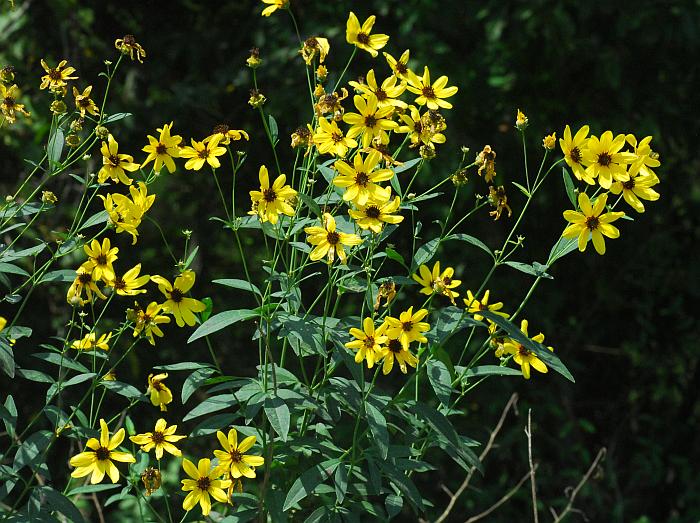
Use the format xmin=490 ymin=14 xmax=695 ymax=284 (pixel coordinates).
xmin=525 ymin=409 xmax=539 ymax=523
xmin=464 ymin=465 xmax=539 ymax=523
xmin=550 ymin=447 xmax=607 ymax=522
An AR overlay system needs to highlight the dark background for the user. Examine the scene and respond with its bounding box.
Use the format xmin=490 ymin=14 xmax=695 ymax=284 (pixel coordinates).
xmin=1 ymin=0 xmax=699 ymax=521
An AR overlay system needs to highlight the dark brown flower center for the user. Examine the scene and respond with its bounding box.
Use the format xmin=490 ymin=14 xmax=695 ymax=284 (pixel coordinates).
xmin=396 ymin=62 xmax=408 ymax=75
xmin=356 ymin=32 xmax=370 ymax=45
xmin=569 ymin=146 xmax=582 ymax=163
xmin=517 ymin=346 xmax=530 ymax=357
xmin=49 ymin=69 xmax=62 ymax=81
xmin=95 ymin=446 xmax=111 ymax=461
xmin=229 ymin=449 xmax=243 ymax=463
xmin=108 ymin=155 xmax=120 ymax=166
xmin=364 ymin=115 xmax=377 ymax=128
xmin=213 ymin=124 xmax=229 ymax=135
xmin=597 ymin=152 xmax=613 ymax=167
xmin=365 ymin=206 xmax=381 ymax=219
xmin=152 ymin=431 xmax=165 ymax=444
xmin=198 ymin=148 xmax=210 ymax=159
xmin=169 ymin=288 xmax=184 ymax=303
xmin=263 ymin=188 xmax=277 ymax=202
xmin=355 ymin=172 xmax=369 ymax=187
xmin=96 ymin=254 xmax=108 ymax=266
xmin=622 ymin=178 xmax=636 ymax=190
xmin=376 ymin=88 xmax=388 ymax=101
xmin=422 ymin=86 xmax=436 ymax=99
xmin=4 ymin=97 xmax=15 ymax=107
xmin=156 ymin=143 xmax=167 ymax=155
xmin=114 ymin=277 xmax=126 ymax=290
xmin=78 ymin=98 xmax=91 ymax=108
xmin=331 ymin=132 xmax=344 ymax=143
xmin=78 ymin=272 xmax=92 ymax=284
xmin=388 ymin=339 xmax=402 ymax=353
xmin=123 ymin=35 xmax=136 ymax=46
xmin=401 ymin=321 xmax=413 ymax=332
xmin=585 ymin=216 xmax=600 ymax=230
xmin=196 ymin=477 xmax=211 ymax=491
xmin=326 ymin=231 xmax=340 ymax=245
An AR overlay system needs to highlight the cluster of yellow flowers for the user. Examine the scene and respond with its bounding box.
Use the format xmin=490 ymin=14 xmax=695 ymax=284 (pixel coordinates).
xmin=560 ymin=126 xmax=661 ymax=254
xmin=0 ymin=65 xmax=30 ymax=124
xmin=411 ymin=261 xmax=553 ymax=379
xmin=69 ymin=418 xmax=263 ymax=517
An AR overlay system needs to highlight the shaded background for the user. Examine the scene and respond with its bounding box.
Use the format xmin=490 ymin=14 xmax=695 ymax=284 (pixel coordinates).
xmin=1 ymin=0 xmax=699 ymax=521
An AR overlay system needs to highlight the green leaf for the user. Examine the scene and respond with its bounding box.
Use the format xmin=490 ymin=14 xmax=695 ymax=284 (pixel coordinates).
xmin=0 ymin=339 xmax=14 ymax=378
xmin=183 ymin=394 xmax=237 ymax=421
xmin=102 ymin=112 xmax=132 ymax=124
xmin=184 ymin=245 xmax=199 ymax=270
xmin=384 ymin=247 xmax=407 ymax=269
xmin=503 ymin=261 xmax=553 ymax=279
xmin=548 ymin=236 xmax=579 ymax=264
xmin=427 ymin=359 xmax=452 ymax=407
xmin=562 ymin=167 xmax=577 ymax=206
xmin=334 ymin=463 xmax=348 ymax=505
xmin=264 ymin=395 xmax=291 ymax=442
xmin=446 ymin=233 xmax=493 ymax=258
xmin=32 ymin=352 xmax=90 ymax=373
xmin=38 ymin=269 xmax=76 ymax=283
xmin=297 ymin=192 xmax=322 ymax=218
xmin=481 ymin=310 xmax=575 ymax=382
xmin=268 ymin=115 xmax=279 ymax=144
xmin=511 ymin=181 xmax=531 ymax=197
xmin=365 ymin=402 xmax=389 ymax=460
xmin=390 ymin=170 xmax=402 ymax=197
xmin=283 ymin=459 xmax=340 ymax=511
xmin=100 ymin=380 xmax=144 ymax=400
xmin=458 ymin=365 xmax=523 ymax=378
xmin=412 ymin=402 xmax=461 ymax=449
xmin=385 ymin=494 xmax=403 ymax=520
xmin=78 ymin=210 xmax=109 ymax=231
xmin=412 ymin=238 xmax=440 ymax=269
xmin=188 ymin=309 xmax=257 ymax=342
xmin=182 ymin=367 xmax=216 ymax=403
xmin=14 ymin=430 xmax=52 ymax=472
xmin=46 ymin=373 xmax=96 ymax=404
xmin=0 ymin=262 xmax=29 ymax=277
xmin=392 ymin=157 xmax=422 ymax=174
xmin=47 ymin=127 xmax=65 ymax=167
xmin=213 ymin=278 xmax=262 ymax=297
xmin=379 ymin=462 xmax=424 ymax=511
xmin=1 ymin=395 xmax=17 ymax=437
xmin=17 ymin=369 xmax=55 ymax=383
xmin=36 ymin=486 xmax=85 ymax=523
xmin=67 ymin=483 xmax=121 ymax=497
xmin=153 ymin=361 xmax=212 ymax=371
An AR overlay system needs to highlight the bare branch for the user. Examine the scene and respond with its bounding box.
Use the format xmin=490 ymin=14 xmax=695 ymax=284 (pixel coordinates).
xmin=434 ymin=393 xmax=519 ymax=523
xmin=552 ymin=447 xmax=606 ymax=523
xmin=464 ymin=465 xmax=538 ymax=523
xmin=525 ymin=409 xmax=539 ymax=523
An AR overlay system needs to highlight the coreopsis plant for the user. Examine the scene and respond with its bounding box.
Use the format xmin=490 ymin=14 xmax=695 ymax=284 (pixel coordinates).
xmin=0 ymin=5 xmax=662 ymax=523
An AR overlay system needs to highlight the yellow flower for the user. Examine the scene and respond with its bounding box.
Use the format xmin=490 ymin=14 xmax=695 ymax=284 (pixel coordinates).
xmin=67 ymin=269 xmax=107 ymax=306
xmin=114 ymin=35 xmax=146 ymax=63
xmin=476 ymin=145 xmax=497 ymax=183
xmin=333 ymin=150 xmax=393 ymax=205
xmin=69 ymin=419 xmax=135 ymax=484
xmin=378 ymin=336 xmax=418 ymax=375
xmin=349 ymin=69 xmax=406 ymax=110
xmin=583 ymin=131 xmax=634 ymax=189
xmin=314 ymin=87 xmax=348 ymax=118
xmin=349 ymin=195 xmax=403 ymax=233
xmin=626 ymin=134 xmax=660 ymax=183
xmin=383 ymin=50 xmax=411 ymax=81
xmin=108 ymin=263 xmax=150 ymax=296
xmin=102 ymin=182 xmax=155 ymax=244
xmin=346 ymin=12 xmax=389 ymax=57
xmin=214 ymin=428 xmax=265 ymax=479
xmin=499 ymin=320 xmax=553 ymax=380
xmin=141 ymin=122 xmax=182 ymax=173
xmin=515 ymin=109 xmax=528 ymax=130
xmin=39 ymin=59 xmax=78 ymax=91
xmin=130 ymin=418 xmax=186 ymax=460
xmin=406 ymin=66 xmax=458 ymax=110
xmin=345 ymin=317 xmax=388 ymax=368
xmin=131 ymin=302 xmax=171 ymax=345
xmin=204 ymin=124 xmax=249 ymax=146
xmin=79 ymin=238 xmax=119 ymax=283
xmin=412 ymin=262 xmax=461 ymax=302
xmin=343 ymin=93 xmax=397 ymax=149
xmin=559 ymin=125 xmax=591 ymax=183
xmin=249 ymin=165 xmax=297 ymax=224
xmin=384 ymin=307 xmax=430 ymax=349
xmin=0 ymin=317 xmax=6 ymax=332
xmin=543 ymin=132 xmax=557 ymax=150
xmin=397 ymin=105 xmax=447 ymax=147
xmin=147 ymin=373 xmax=173 ymax=411
xmin=150 ymin=270 xmax=206 ymax=328
xmin=562 ymin=192 xmax=625 ymax=255
xmin=487 ymin=185 xmax=512 ymax=220
xmin=0 ymin=83 xmax=30 ymax=124
xmin=610 ymin=169 xmax=660 ymax=213
xmin=305 ymin=213 xmax=362 ymax=264
xmin=463 ymin=290 xmax=508 ymax=322
xmin=72 ymin=86 xmax=99 ymax=117
xmin=98 ymin=134 xmax=140 ymax=186
xmin=261 ymin=0 xmax=288 ymax=17
xmin=313 ymin=117 xmax=357 ymax=157
xmin=180 ymin=136 xmax=227 ymax=171
xmin=300 ymin=37 xmax=330 ymax=65
xmin=71 ymin=332 xmax=112 ymax=351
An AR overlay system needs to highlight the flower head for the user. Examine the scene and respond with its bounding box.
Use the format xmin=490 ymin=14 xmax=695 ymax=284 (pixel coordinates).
xmin=73 ymin=86 xmax=99 ymax=117
xmin=1 ymin=83 xmax=30 ymax=124
xmin=130 ymin=419 xmax=186 ymax=460
xmin=515 ymin=109 xmax=528 ymax=130
xmin=180 ymin=136 xmax=226 ymax=171
xmin=476 ymin=145 xmax=497 ymax=183
xmin=463 ymin=290 xmax=508 ymax=322
xmin=181 ymin=458 xmax=231 ymax=516
xmin=69 ymin=419 xmax=135 ymax=484
xmin=583 ymin=131 xmax=634 ymax=189
xmin=67 ymin=269 xmax=107 ymax=306
xmin=204 ymin=124 xmax=249 ymax=146
xmin=249 ymin=165 xmax=297 ymax=224
xmin=384 ymin=307 xmax=430 ymax=348
xmin=412 ymin=262 xmax=461 ymax=302
xmin=345 ymin=317 xmax=388 ymax=368
xmin=349 ymin=195 xmax=403 ymax=233
xmin=313 ymin=118 xmax=357 ymax=157
xmin=114 ymin=35 xmax=146 ymax=63
xmin=378 ymin=336 xmax=418 ymax=375
xmin=150 ymin=270 xmax=206 ymax=327
xmin=333 ymin=150 xmax=393 ymax=205
xmin=142 ymin=122 xmax=182 ymax=173
xmin=406 ymin=66 xmax=458 ymax=110
xmin=40 ymin=59 xmax=78 ymax=91
xmin=98 ymin=134 xmax=140 ymax=186
xmin=397 ymin=105 xmax=447 ymax=148
xmin=488 ymin=185 xmax=512 ymax=220
xmin=559 ymin=125 xmax=591 ymax=183
xmin=499 ymin=320 xmax=553 ymax=379
xmin=562 ymin=192 xmax=625 ymax=255
xmin=80 ymin=238 xmax=119 ymax=283
xmin=610 ymin=168 xmax=660 ymax=213
xmin=261 ymin=0 xmax=288 ymax=17
xmin=383 ymin=50 xmax=411 ymax=81
xmin=130 ymin=302 xmax=170 ymax=345
xmin=346 ymin=12 xmax=389 ymax=57
xmin=147 ymin=373 xmax=173 ymax=411
xmin=305 ymin=213 xmax=362 ymax=264
xmin=349 ymin=69 xmax=407 ymax=110
xmin=343 ymin=93 xmax=398 ymax=149
xmin=108 ymin=263 xmax=150 ymax=296
xmin=72 ymin=332 xmax=112 ymax=351
xmin=214 ymin=428 xmax=265 ymax=479
xmin=300 ymin=37 xmax=330 ymax=65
